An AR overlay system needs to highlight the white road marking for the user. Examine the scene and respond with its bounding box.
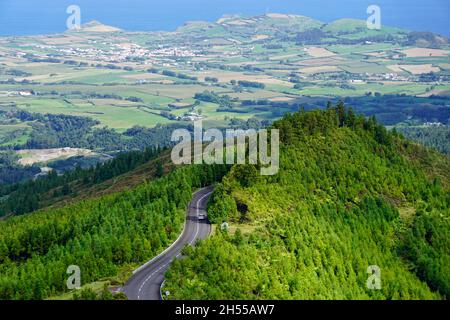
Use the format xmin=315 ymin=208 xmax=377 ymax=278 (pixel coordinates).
xmin=138 ymin=262 xmax=169 ymax=299
xmin=137 ymin=189 xmax=212 ymax=300
xmin=189 ymin=191 xmax=212 ymax=246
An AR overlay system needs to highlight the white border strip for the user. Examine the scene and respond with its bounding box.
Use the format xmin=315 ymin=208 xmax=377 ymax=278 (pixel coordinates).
xmin=160 ymin=280 xmax=166 ymax=300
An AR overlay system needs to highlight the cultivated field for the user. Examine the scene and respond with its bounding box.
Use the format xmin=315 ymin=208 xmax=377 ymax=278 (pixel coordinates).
xmin=0 ymin=14 xmax=448 ymax=142
xmin=401 ymin=47 xmax=450 ymax=58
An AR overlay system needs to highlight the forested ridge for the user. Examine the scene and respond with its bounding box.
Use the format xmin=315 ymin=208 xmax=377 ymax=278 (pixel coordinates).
xmin=164 ymin=104 xmax=449 ymax=300
xmin=0 ymin=109 xmax=190 ymax=152
xmin=0 ymin=163 xmax=227 ymax=299
xmin=0 ymin=103 xmax=448 ymax=300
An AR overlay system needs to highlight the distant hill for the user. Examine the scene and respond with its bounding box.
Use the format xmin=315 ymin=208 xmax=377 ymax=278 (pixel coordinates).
xmin=216 ymin=13 xmax=323 ymax=32
xmin=323 ymin=18 xmax=404 ymax=34
xmin=71 ymin=20 xmax=122 ymax=33
xmin=176 ymin=13 xmax=323 ymax=39
xmin=59 ymin=13 xmax=449 ymax=47
xmin=172 ymin=13 xmax=448 ymax=46
xmin=406 ymin=31 xmax=450 ymax=47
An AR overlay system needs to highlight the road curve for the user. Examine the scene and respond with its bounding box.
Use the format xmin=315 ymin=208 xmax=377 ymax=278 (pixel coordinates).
xmin=123 ymin=186 xmax=214 ymax=300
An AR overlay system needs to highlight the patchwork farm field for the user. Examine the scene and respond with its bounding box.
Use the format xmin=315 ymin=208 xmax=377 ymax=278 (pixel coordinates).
xmin=0 ymin=13 xmax=449 ymax=151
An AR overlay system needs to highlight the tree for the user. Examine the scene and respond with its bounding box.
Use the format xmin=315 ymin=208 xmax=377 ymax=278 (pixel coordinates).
xmin=155 ymin=161 xmax=164 ymax=178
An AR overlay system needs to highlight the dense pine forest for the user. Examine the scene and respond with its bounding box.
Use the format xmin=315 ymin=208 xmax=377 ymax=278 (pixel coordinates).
xmin=164 ymin=104 xmax=449 ymax=300
xmin=0 ymin=109 xmax=190 ymax=152
xmin=397 ymin=125 xmax=450 ymax=156
xmin=0 ymin=104 xmax=448 ymax=300
xmin=0 ymin=164 xmax=227 ymax=299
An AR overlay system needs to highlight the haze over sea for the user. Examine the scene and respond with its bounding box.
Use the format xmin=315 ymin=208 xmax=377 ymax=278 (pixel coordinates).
xmin=0 ymin=0 xmax=449 ymax=37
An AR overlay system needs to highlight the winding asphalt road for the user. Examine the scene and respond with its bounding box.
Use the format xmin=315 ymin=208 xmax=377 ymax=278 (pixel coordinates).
xmin=123 ymin=186 xmax=214 ymax=300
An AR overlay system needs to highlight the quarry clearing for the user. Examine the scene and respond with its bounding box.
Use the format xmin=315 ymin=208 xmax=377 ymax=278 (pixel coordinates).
xmin=17 ymin=148 xmax=96 ymax=166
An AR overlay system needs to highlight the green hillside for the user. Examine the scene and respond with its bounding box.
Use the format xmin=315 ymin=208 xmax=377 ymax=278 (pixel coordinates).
xmin=0 ymin=164 xmax=227 ymax=299
xmin=173 ymin=13 xmax=413 ymax=42
xmin=0 ymin=104 xmax=448 ymax=300
xmin=164 ymin=104 xmax=450 ymax=299
xmin=323 ymin=18 xmax=368 ymax=33
xmin=323 ymin=18 xmax=405 ymax=34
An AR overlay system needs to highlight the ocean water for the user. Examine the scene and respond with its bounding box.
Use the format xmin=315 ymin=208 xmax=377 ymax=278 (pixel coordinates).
xmin=0 ymin=0 xmax=449 ymax=37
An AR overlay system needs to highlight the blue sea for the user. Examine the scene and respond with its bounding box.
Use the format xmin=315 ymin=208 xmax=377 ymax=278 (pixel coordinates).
xmin=0 ymin=0 xmax=449 ymax=37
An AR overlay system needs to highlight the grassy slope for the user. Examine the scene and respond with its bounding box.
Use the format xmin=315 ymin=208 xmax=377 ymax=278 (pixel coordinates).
xmin=164 ymin=108 xmax=449 ymax=300
xmin=32 ymin=149 xmax=175 ymax=212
